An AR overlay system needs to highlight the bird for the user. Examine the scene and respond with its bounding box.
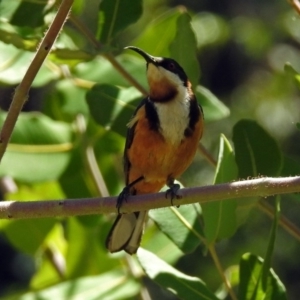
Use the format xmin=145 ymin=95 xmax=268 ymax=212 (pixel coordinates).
xmin=106 ymin=46 xmax=204 ymax=255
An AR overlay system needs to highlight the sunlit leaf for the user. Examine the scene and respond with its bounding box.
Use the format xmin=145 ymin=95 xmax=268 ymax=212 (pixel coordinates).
xmin=0 ymin=112 xmax=73 ymax=183
xmin=75 ymin=55 xmax=147 ymax=88
xmin=137 ymin=248 xmax=218 ymax=300
xmin=239 ymin=253 xmax=287 ymax=300
xmin=142 ymin=227 xmax=183 ymax=264
xmin=170 ymin=12 xmax=200 ymax=87
xmin=5 ymin=270 xmax=140 ymax=300
xmin=149 ymin=205 xmax=203 ymax=253
xmin=202 ymin=134 xmax=238 ymax=244
xmin=0 ymin=43 xmax=59 ymax=86
xmin=133 ymin=8 xmax=183 ymax=57
xmin=66 ymin=218 xmax=119 ymax=278
xmin=0 ymin=219 xmax=55 ymax=255
xmin=30 ymin=223 xmax=67 ymax=289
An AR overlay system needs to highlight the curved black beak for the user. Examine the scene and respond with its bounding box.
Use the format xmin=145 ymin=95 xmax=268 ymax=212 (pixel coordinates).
xmin=125 ymin=46 xmax=158 ymax=65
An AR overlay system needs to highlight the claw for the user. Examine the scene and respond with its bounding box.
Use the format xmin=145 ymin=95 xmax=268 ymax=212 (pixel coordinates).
xmin=165 ymin=183 xmax=181 ymax=207
xmin=116 ymin=176 xmax=144 ymax=213
xmin=116 ymin=186 xmax=131 ymax=213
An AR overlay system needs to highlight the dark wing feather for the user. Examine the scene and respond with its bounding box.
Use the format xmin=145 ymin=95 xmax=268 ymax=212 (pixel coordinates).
xmin=123 ymin=98 xmax=147 ymax=185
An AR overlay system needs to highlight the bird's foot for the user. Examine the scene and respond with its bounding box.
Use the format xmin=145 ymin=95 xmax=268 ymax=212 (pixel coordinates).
xmin=116 ymin=186 xmax=131 ymax=213
xmin=165 ymin=182 xmax=181 ymax=207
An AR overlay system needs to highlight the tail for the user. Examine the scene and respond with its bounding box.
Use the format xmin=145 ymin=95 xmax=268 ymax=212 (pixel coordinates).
xmin=106 ymin=211 xmax=147 ymax=255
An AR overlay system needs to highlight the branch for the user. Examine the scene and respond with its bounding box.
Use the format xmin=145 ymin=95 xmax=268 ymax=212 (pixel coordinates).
xmin=1 ymin=176 xmax=300 ymax=220
xmin=0 ymin=0 xmax=73 ymax=162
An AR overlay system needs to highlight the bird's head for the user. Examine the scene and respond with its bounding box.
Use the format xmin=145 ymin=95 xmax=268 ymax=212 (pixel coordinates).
xmin=125 ymin=46 xmax=191 ymax=102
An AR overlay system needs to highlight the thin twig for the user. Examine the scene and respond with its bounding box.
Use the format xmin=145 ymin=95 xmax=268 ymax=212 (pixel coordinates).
xmin=69 ymin=14 xmax=148 ymax=95
xmin=258 ymin=200 xmax=300 ymax=242
xmin=198 ymin=143 xmax=217 ymax=167
xmin=0 ymin=0 xmax=74 ymax=162
xmin=1 ymin=176 xmax=300 ymax=219
xmin=288 ymin=0 xmax=300 ymax=14
xmin=208 ymin=245 xmax=238 ymax=300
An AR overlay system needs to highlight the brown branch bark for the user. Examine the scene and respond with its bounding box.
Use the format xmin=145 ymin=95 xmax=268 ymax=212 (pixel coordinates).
xmin=0 ymin=0 xmax=73 ymax=162
xmin=0 ymin=176 xmax=299 ymax=220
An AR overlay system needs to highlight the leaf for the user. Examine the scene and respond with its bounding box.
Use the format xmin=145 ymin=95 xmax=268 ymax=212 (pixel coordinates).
xmin=65 ymin=218 xmax=119 ymax=278
xmin=261 ymin=197 xmax=280 ymax=291
xmin=0 ymin=112 xmax=73 ymax=183
xmin=74 ymin=55 xmax=147 ymax=88
xmin=195 ymin=85 xmax=230 ymax=122
xmin=133 ymin=8 xmax=183 ymax=57
xmin=30 ymin=223 xmax=67 ymax=289
xmin=98 ymin=0 xmax=143 ymax=43
xmin=0 ymin=43 xmax=59 ymax=86
xmin=202 ymin=134 xmax=238 ymax=244
xmin=232 ymin=119 xmax=282 ymax=178
xmin=86 ymin=84 xmax=142 ymax=136
xmin=149 ymin=205 xmax=203 ymax=254
xmin=47 ymin=79 xmax=90 ymax=119
xmin=137 ymin=248 xmax=219 ymax=300
xmin=5 ymin=271 xmax=140 ymax=300
xmin=170 ymin=12 xmax=200 ymax=87
xmin=239 ymin=253 xmax=287 ymax=300
xmin=142 ymin=227 xmax=183 ymax=264
xmin=0 ymin=25 xmax=38 ymax=51
xmin=10 ymin=0 xmax=51 ymax=28
xmin=0 ymin=219 xmax=56 ymax=255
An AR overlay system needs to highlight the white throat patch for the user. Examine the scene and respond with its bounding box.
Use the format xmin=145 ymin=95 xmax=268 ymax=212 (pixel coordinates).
xmin=153 ymin=85 xmax=190 ymax=145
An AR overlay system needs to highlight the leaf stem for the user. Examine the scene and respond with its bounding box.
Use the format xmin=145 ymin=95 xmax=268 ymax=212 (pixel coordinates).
xmin=258 ymin=200 xmax=300 ymax=242
xmin=208 ymin=245 xmax=238 ymax=300
xmin=0 ymin=0 xmax=74 ymax=162
xmin=68 ymin=14 xmax=148 ymax=95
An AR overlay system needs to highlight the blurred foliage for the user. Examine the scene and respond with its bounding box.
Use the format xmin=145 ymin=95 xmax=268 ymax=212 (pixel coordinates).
xmin=0 ymin=0 xmax=299 ymax=299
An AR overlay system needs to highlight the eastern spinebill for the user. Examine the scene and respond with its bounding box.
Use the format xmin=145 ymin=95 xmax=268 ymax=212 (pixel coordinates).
xmin=106 ymin=46 xmax=204 ymax=254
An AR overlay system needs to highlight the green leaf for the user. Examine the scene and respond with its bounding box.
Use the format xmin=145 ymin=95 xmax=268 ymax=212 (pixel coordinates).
xmin=202 ymin=134 xmax=238 ymax=244
xmin=0 ymin=25 xmax=38 ymax=51
xmin=239 ymin=253 xmax=287 ymax=300
xmin=170 ymin=12 xmax=200 ymax=87
xmin=86 ymin=84 xmax=142 ymax=136
xmin=0 ymin=112 xmax=73 ymax=183
xmin=142 ymin=227 xmax=183 ymax=264
xmin=46 ymin=79 xmax=89 ymax=120
xmin=10 ymin=0 xmax=51 ymax=28
xmin=232 ymin=119 xmax=282 ymax=178
xmin=30 ymin=223 xmax=66 ymax=289
xmin=59 ymin=147 xmax=92 ymax=198
xmin=195 ymin=85 xmax=230 ymax=122
xmin=149 ymin=205 xmax=203 ymax=254
xmin=137 ymin=248 xmax=219 ymax=300
xmin=0 ymin=219 xmax=55 ymax=255
xmin=133 ymin=8 xmax=183 ymax=57
xmin=0 ymin=43 xmax=59 ymax=86
xmin=261 ymin=197 xmax=280 ymax=291
xmin=98 ymin=0 xmax=143 ymax=43
xmin=297 ymin=122 xmax=300 ymax=130
xmin=75 ymin=55 xmax=147 ymax=88
xmin=5 ymin=270 xmax=140 ymax=300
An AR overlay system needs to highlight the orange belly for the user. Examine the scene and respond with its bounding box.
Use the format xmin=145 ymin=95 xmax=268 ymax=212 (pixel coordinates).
xmin=126 ymin=105 xmax=203 ymax=194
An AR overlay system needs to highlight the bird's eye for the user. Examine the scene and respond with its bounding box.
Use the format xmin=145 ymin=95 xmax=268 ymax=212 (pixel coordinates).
xmin=168 ymin=62 xmax=176 ymax=70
